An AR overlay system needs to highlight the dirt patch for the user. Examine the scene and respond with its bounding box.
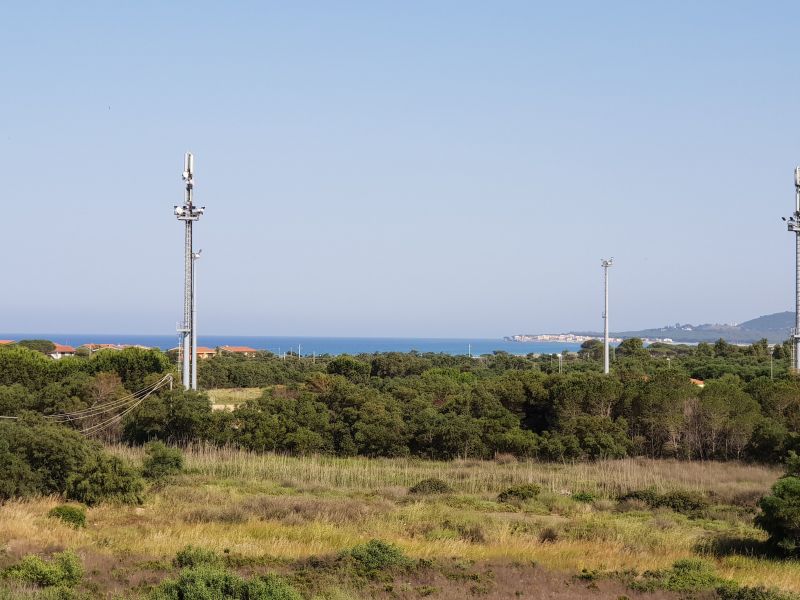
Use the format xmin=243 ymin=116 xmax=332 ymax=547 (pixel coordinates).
xmin=369 ymin=561 xmax=714 ymax=600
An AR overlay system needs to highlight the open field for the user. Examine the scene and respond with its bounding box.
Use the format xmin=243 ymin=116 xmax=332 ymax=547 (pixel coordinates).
xmin=208 ymin=387 xmax=264 ymax=411
xmin=0 ymin=447 xmax=797 ymax=598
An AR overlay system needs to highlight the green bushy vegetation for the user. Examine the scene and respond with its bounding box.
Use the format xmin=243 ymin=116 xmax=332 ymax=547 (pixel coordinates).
xmin=756 ymin=452 xmax=800 ymax=553
xmin=631 ymin=558 xmax=722 ymax=592
xmin=142 ymin=441 xmax=184 ymax=479
xmin=47 ymin=505 xmax=86 ymax=529
xmin=2 ymin=551 xmax=83 ymax=588
xmin=0 ymin=418 xmax=142 ymax=504
xmin=408 ymin=478 xmax=451 ymax=495
xmin=620 ymin=488 xmax=710 ymax=516
xmin=172 ymin=545 xmax=222 ymax=569
xmin=344 ymin=540 xmax=412 ymax=578
xmin=149 ymin=566 xmax=301 ymax=600
xmin=2 ymin=337 xmax=800 ymax=464
xmin=497 ymin=483 xmax=541 ymax=503
xmin=717 ymin=583 xmax=800 ymax=600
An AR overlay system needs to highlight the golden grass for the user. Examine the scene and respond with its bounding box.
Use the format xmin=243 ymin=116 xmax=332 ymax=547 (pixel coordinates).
xmin=207 ymin=388 xmax=263 ymax=410
xmin=1 ymin=449 xmax=796 ymax=596
xmin=112 ymin=443 xmax=781 ymax=502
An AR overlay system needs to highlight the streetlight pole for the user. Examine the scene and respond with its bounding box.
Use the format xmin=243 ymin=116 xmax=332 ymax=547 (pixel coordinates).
xmin=601 ymin=258 xmax=614 ymax=375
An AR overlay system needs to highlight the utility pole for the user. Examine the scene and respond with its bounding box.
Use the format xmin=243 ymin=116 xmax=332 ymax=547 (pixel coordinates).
xmin=601 ymin=258 xmax=614 ymax=375
xmin=175 ymin=153 xmax=205 ymax=390
xmin=785 ymin=168 xmax=800 ymax=373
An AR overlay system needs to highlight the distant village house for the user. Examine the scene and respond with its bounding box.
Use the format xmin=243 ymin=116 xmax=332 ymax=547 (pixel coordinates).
xmin=219 ymin=345 xmax=258 ymax=357
xmin=49 ymin=344 xmax=76 ymax=359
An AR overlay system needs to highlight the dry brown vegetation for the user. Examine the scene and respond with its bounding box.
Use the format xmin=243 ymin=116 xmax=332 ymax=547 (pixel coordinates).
xmin=0 ymin=447 xmax=797 ymax=599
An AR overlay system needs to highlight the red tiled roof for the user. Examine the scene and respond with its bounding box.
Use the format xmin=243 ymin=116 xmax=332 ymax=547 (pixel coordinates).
xmin=220 ymin=345 xmax=258 ymax=353
xmin=53 ymin=344 xmax=75 ymax=353
xmin=0 ymin=340 xmax=13 ymax=345
xmin=196 ymin=347 xmax=216 ymax=354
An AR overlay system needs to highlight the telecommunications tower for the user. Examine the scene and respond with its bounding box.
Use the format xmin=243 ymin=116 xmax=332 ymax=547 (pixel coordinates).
xmin=174 ymin=153 xmax=204 ymax=390
xmin=784 ymin=168 xmax=800 ymax=372
xmin=601 ymin=258 xmax=613 ymax=375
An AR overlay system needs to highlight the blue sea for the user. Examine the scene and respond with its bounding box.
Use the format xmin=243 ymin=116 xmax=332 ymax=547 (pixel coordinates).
xmin=0 ymin=334 xmax=582 ymax=356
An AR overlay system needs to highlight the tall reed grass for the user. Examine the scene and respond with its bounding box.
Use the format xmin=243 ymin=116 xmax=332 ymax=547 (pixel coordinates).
xmin=111 ymin=444 xmax=780 ymax=500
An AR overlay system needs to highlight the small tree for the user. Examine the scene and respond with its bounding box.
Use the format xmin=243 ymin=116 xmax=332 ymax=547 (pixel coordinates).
xmin=756 ymin=451 xmax=800 ymax=553
xmin=17 ymin=339 xmax=56 ymax=354
xmin=142 ymin=441 xmax=184 ymax=479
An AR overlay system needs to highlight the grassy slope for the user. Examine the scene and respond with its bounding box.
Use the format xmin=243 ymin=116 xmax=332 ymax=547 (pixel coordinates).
xmin=0 ymin=448 xmax=797 ymax=598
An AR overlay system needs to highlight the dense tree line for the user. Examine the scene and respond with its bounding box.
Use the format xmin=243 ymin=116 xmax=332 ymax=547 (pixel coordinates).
xmin=0 ymin=338 xmax=799 ymax=462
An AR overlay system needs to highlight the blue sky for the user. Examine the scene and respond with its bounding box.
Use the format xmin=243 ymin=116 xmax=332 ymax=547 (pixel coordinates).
xmin=0 ymin=1 xmax=798 ymax=337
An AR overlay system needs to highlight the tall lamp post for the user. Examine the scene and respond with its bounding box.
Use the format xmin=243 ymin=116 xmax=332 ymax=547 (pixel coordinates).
xmin=601 ymin=258 xmax=614 ymax=375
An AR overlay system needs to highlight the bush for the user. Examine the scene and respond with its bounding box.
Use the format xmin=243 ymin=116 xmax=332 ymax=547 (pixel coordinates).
xmin=47 ymin=505 xmax=86 ymax=529
xmin=571 ymin=491 xmax=597 ymax=503
xmin=717 ymin=582 xmax=800 ymax=600
xmin=409 ymin=478 xmax=451 ymax=495
xmin=497 ymin=484 xmax=541 ymax=503
xmin=150 ymin=566 xmax=301 ymax=600
xmin=3 ymin=551 xmax=83 ymax=588
xmin=173 ymin=545 xmax=222 ymax=569
xmin=142 ymin=442 xmax=184 ymax=479
xmin=538 ymin=527 xmax=559 ymax=543
xmin=64 ymin=452 xmax=143 ymax=506
xmin=346 ymin=540 xmax=411 ymax=577
xmin=756 ymin=475 xmax=800 ymax=553
xmin=620 ymin=489 xmax=709 ymax=516
xmin=0 ymin=420 xmax=143 ymax=505
xmin=630 ymin=559 xmax=721 ymax=592
xmin=658 ymin=490 xmax=710 ymax=515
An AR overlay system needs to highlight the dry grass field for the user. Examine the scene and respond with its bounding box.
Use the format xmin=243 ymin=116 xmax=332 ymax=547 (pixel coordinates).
xmin=0 ymin=446 xmax=797 ymax=599
xmin=207 ymin=387 xmax=264 ymax=411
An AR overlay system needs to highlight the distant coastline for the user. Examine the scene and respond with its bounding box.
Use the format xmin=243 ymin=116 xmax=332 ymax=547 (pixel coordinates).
xmin=505 ymin=333 xmax=623 ymax=344
xmin=0 ymin=334 xmax=582 ymax=357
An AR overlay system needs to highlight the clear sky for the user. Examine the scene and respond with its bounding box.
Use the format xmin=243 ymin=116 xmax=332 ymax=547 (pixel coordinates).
xmin=1 ymin=1 xmax=798 ymax=338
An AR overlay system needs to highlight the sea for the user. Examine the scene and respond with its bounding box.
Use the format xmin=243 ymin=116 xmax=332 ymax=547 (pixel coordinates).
xmin=0 ymin=334 xmax=582 ymax=357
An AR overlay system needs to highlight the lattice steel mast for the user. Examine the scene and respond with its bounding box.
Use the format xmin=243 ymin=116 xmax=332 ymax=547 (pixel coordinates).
xmin=174 ymin=153 xmax=204 ymax=390
xmin=784 ymin=168 xmax=800 ymax=372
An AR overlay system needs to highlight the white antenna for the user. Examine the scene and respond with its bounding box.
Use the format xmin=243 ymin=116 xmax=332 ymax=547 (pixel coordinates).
xmin=786 ymin=169 xmax=800 ymax=372
xmin=601 ymin=258 xmax=614 ymax=375
xmin=175 ymin=152 xmax=205 ymax=390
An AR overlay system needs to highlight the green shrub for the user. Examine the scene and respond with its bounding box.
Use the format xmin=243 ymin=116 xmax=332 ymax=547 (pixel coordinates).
xmin=620 ymin=489 xmax=709 ymax=516
xmin=149 ymin=566 xmax=301 ymax=600
xmin=65 ymin=452 xmax=143 ymax=506
xmin=717 ymin=582 xmax=800 ymax=600
xmin=346 ymin=540 xmax=411 ymax=577
xmin=658 ymin=490 xmax=710 ymax=515
xmin=3 ymin=551 xmax=83 ymax=588
xmin=619 ymin=489 xmax=660 ymax=507
xmin=408 ymin=478 xmax=451 ymax=495
xmin=756 ymin=475 xmax=800 ymax=553
xmin=142 ymin=442 xmax=184 ymax=479
xmin=630 ymin=559 xmax=721 ymax=592
xmin=497 ymin=484 xmax=541 ymax=503
xmin=572 ymin=491 xmax=597 ymax=503
xmin=47 ymin=505 xmax=86 ymax=529
xmin=173 ymin=545 xmax=222 ymax=569
xmin=0 ymin=420 xmax=143 ymax=505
